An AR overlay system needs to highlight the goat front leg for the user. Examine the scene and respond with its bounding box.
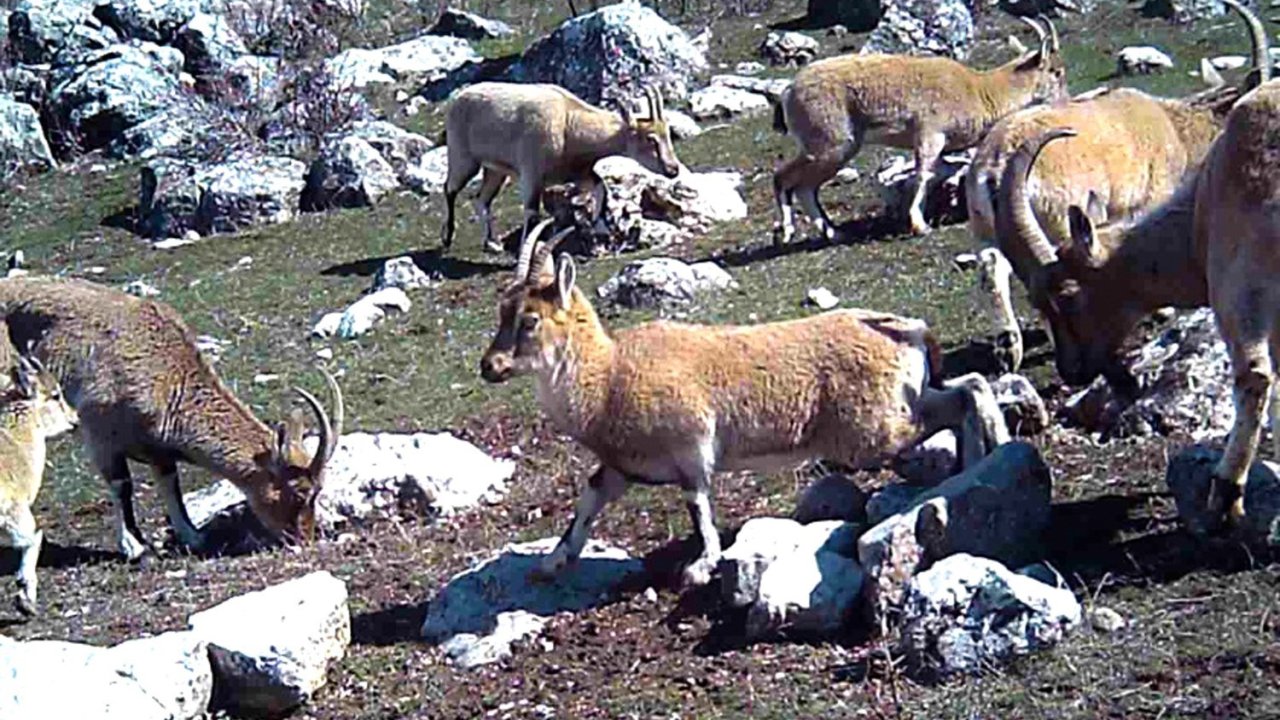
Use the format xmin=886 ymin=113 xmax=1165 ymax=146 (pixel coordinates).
xmin=473 ymin=168 xmax=508 ymax=254
xmin=1 ymin=506 xmax=42 ymax=616
xmin=535 ymin=465 xmax=628 ymax=580
xmin=1210 ymin=338 xmax=1273 ymax=524
xmin=97 ymin=453 xmax=148 ymax=561
xmin=154 ymin=460 xmax=204 ymax=552
xmin=678 ymin=443 xmax=720 ymax=587
xmin=908 ymin=131 xmax=946 ymax=236
xmin=917 ymin=373 xmax=1010 ymax=470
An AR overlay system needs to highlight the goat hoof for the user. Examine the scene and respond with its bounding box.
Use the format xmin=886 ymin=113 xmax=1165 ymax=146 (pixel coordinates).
xmin=14 ymin=592 xmax=35 ymax=618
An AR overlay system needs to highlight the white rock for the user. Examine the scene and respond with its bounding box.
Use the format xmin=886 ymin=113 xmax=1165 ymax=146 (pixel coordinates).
xmin=900 ymin=554 xmax=1081 ymax=678
xmin=806 ymin=286 xmax=839 ymax=310
xmin=992 ymin=373 xmax=1049 ymax=435
xmin=688 ymin=84 xmax=770 ymax=120
xmin=153 ymin=237 xmax=196 ymax=250
xmin=315 ymin=347 xmax=334 ymax=360
xmin=734 ymin=60 xmax=766 ymax=75
xmin=0 ymin=631 xmax=211 ymax=720
xmin=1210 ymin=54 xmax=1248 ymax=70
xmin=421 ymin=538 xmax=644 ymax=668
xmin=326 ymin=34 xmax=479 ymax=91
xmin=1088 ymin=606 xmax=1126 ymax=633
xmin=709 ymin=73 xmax=791 ymax=102
xmin=1117 ymin=46 xmax=1174 ymax=75
xmin=875 ymin=150 xmax=973 ymax=227
xmin=372 ymin=256 xmax=433 ymax=292
xmin=336 ymin=287 xmax=412 ymax=339
xmin=596 ymin=257 xmax=737 ymax=309
xmin=404 ymin=145 xmax=450 ymax=194
xmin=189 ymin=571 xmax=350 ymax=718
xmin=719 ymin=517 xmax=807 ymax=608
xmin=122 ymin=279 xmax=160 ymax=297
xmin=312 ymin=312 xmax=344 ymax=338
xmin=252 ymin=373 xmax=278 ymax=384
xmin=833 ymin=166 xmax=861 ymax=185
xmin=759 ymin=30 xmax=819 ymax=66
xmin=663 ymin=108 xmax=703 ymax=140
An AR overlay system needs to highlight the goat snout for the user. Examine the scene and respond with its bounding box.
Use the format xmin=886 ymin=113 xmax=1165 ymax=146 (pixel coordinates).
xmin=480 ymin=352 xmax=514 ymax=383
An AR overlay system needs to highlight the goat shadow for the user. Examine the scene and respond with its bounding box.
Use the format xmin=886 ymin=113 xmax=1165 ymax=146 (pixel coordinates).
xmin=695 ymin=213 xmax=907 ymax=270
xmin=320 ymin=246 xmax=511 ymax=284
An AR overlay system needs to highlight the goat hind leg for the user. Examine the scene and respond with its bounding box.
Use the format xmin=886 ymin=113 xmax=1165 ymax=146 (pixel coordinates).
xmin=1 ymin=507 xmax=41 ymax=616
xmin=473 ymin=168 xmax=508 ymax=253
xmin=1211 ymin=339 xmax=1273 ymax=523
xmin=537 ymin=466 xmax=628 ymax=579
xmin=908 ymin=132 xmax=946 ymax=235
xmin=99 ymin=454 xmax=148 ymax=561
xmin=154 ymin=460 xmax=203 ymax=552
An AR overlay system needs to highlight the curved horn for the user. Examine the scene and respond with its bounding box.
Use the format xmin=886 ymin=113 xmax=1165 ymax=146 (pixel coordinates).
xmin=294 ymin=384 xmax=334 ymax=485
xmin=515 ymin=217 xmax=556 ymax=282
xmin=998 ymin=127 xmax=1078 ymax=268
xmin=527 ymin=226 xmax=576 ymax=283
xmin=1018 ymin=16 xmax=1047 ymax=45
xmin=1222 ymin=0 xmax=1270 ymax=87
xmin=648 ymin=86 xmax=665 ymax=119
xmin=1043 ymin=16 xmax=1060 ymax=53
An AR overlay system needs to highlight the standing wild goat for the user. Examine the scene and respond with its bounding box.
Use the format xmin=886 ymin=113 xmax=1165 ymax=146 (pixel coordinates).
xmin=998 ymin=76 xmax=1280 ymax=526
xmin=0 ymin=276 xmax=343 ymax=560
xmin=441 ymin=82 xmax=681 ymax=254
xmin=480 ymin=220 xmax=1010 ymax=586
xmin=0 ymin=354 xmax=76 ymax=616
xmin=772 ymin=17 xmax=1067 ymax=243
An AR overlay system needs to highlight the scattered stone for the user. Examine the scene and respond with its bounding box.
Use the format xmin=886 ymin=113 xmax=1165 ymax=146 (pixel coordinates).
xmin=310 ymin=287 xmax=412 ymax=339
xmin=122 ymin=279 xmax=160 ymax=297
xmin=403 ymin=145 xmax=450 ymax=195
xmin=890 ymin=430 xmax=958 ymax=486
xmin=663 ymin=108 xmax=703 ymax=140
xmin=0 ymin=96 xmax=56 ymax=176
xmin=859 ymin=441 xmax=1052 ymax=621
xmin=596 ymin=257 xmax=737 ymax=310
xmin=428 ymin=8 xmax=514 ymax=40
xmin=196 ymin=155 xmax=307 ymax=235
xmin=862 ymin=0 xmax=975 ymax=60
xmin=794 ymin=472 xmax=868 ymax=524
xmin=506 ymin=0 xmax=707 ymax=105
xmin=1088 ymin=606 xmax=1126 ymax=633
xmin=874 ymin=151 xmax=973 ymax=228
xmin=1062 ymin=309 xmax=1234 ymax=441
xmin=327 ymin=34 xmax=479 ymax=92
xmin=734 ymin=61 xmax=766 ymax=75
xmin=747 ymin=528 xmax=864 ymax=639
xmin=1210 ymin=55 xmax=1248 ymax=70
xmin=421 ymin=538 xmax=644 ymax=668
xmin=833 ymin=166 xmax=860 ymax=185
xmin=805 ymin=287 xmax=840 ymax=311
xmin=709 ymin=73 xmax=791 ymax=103
xmin=720 ymin=517 xmax=806 ymax=608
xmin=992 ymin=373 xmax=1049 ymax=436
xmin=760 ymin=31 xmax=819 ymax=67
xmin=302 ymin=135 xmax=400 ymax=210
xmin=0 ymin=631 xmax=212 ymax=720
xmin=900 ymin=554 xmax=1081 ymax=679
xmin=688 ymin=84 xmax=770 ymax=120
xmin=1166 ymin=444 xmax=1280 ymax=541
xmin=189 ymin=572 xmax=350 ymax=718
xmin=372 ymin=256 xmax=434 ymax=292
xmin=1117 ymin=46 xmax=1174 ymax=75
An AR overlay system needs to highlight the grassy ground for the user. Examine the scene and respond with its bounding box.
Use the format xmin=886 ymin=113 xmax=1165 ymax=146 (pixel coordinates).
xmin=2 ymin=1 xmax=1280 ymax=718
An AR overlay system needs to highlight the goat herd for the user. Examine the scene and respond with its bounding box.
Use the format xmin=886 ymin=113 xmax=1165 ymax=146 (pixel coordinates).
xmin=0 ymin=3 xmax=1276 ymax=657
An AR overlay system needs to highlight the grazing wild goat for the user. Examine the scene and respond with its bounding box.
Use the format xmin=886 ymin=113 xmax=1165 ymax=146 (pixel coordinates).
xmin=441 ymin=82 xmax=681 ymax=254
xmin=0 ymin=276 xmax=343 ymax=560
xmin=997 ymin=74 xmax=1280 ymax=526
xmin=772 ymin=17 xmax=1067 ymax=243
xmin=480 ymin=220 xmax=1010 ymax=586
xmin=0 ymin=354 xmax=76 ymax=616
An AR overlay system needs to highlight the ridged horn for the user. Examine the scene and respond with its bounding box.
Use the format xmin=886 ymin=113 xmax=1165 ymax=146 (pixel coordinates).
xmin=1222 ymin=0 xmax=1270 ymax=87
xmin=514 ymin=217 xmax=555 ymax=282
xmin=998 ymin=127 xmax=1078 ymax=268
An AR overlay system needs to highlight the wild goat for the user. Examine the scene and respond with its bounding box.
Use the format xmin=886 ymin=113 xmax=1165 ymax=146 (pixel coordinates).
xmin=967 ymin=0 xmax=1267 ymax=278
xmin=771 ymin=17 xmax=1066 ymax=243
xmin=480 ymin=220 xmax=1010 ymax=586
xmin=0 ymin=354 xmax=76 ymax=616
xmin=0 ymin=276 xmax=343 ymax=560
xmin=997 ymin=77 xmax=1280 ymax=526
xmin=441 ymin=82 xmax=681 ymax=254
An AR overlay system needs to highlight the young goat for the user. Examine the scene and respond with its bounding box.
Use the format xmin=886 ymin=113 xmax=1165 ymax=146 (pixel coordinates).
xmin=997 ymin=77 xmax=1280 ymax=527
xmin=441 ymin=83 xmax=681 ymax=254
xmin=480 ymin=220 xmax=1010 ymax=587
xmin=772 ymin=17 xmax=1067 ymax=243
xmin=0 ymin=276 xmax=343 ymax=560
xmin=0 ymin=354 xmax=76 ymax=616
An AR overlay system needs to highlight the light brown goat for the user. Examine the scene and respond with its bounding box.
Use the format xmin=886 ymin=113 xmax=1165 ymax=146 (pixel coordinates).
xmin=0 ymin=354 xmax=76 ymax=616
xmin=998 ymin=77 xmax=1280 ymax=527
xmin=0 ymin=276 xmax=343 ymax=560
xmin=480 ymin=221 xmax=1009 ymax=587
xmin=441 ymin=82 xmax=681 ymax=254
xmin=772 ymin=17 xmax=1067 ymax=243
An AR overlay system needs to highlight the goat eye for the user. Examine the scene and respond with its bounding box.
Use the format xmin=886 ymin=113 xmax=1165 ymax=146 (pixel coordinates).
xmin=520 ymin=315 xmax=540 ymax=331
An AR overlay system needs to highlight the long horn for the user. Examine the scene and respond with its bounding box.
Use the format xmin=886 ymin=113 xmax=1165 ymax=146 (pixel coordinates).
xmin=1043 ymin=16 xmax=1060 ymax=53
xmin=527 ymin=227 xmax=576 ymax=282
xmin=1222 ymin=0 xmax=1270 ymax=87
xmin=648 ymin=86 xmax=665 ymax=119
xmin=1018 ymin=16 xmax=1047 ymax=45
xmin=514 ymin=217 xmax=555 ymax=281
xmin=294 ymin=382 xmax=335 ymax=486
xmin=998 ymin=127 xmax=1078 ymax=268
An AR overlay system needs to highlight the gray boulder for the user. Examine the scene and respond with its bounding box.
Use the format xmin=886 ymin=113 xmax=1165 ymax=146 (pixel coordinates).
xmin=173 ymin=12 xmax=248 ymax=79
xmin=189 ymin=571 xmax=350 ymax=718
xmin=195 ymin=155 xmax=306 ymax=235
xmin=596 ymin=257 xmax=736 ymax=310
xmin=8 ymin=0 xmax=111 ymax=64
xmin=421 ymin=537 xmax=644 ymax=668
xmin=0 ymin=631 xmax=212 ymax=720
xmin=508 ymin=0 xmax=707 ymax=105
xmin=1166 ymin=444 xmax=1280 ymax=541
xmin=890 ymin=430 xmax=958 ymax=485
xmin=807 ymin=0 xmax=881 ymax=32
xmin=874 ymin=150 xmax=973 ymax=227
xmin=326 ymin=34 xmax=479 ymax=92
xmin=345 ymin=120 xmax=433 ymax=185
xmin=688 ymin=84 xmax=770 ymax=120
xmin=373 ymin=256 xmax=434 ymax=292
xmin=858 ymin=441 xmax=1052 ymax=622
xmin=139 ymin=156 xmax=201 ymax=239
xmin=900 ymin=554 xmax=1081 ymax=679
xmin=862 ymin=0 xmax=975 ymax=61
xmin=866 ymin=483 xmax=930 ymax=526
xmin=302 ymin=135 xmax=400 ymax=210
xmin=0 ymin=96 xmax=55 ymax=175
xmin=794 ymin=472 xmax=868 ymax=524
xmin=0 ymin=64 xmax=50 ymax=108
xmin=1062 ymin=309 xmax=1234 ymax=441
xmin=428 ymin=8 xmax=514 ymax=40
xmin=759 ymin=31 xmax=819 ymax=67
xmin=94 ymin=0 xmax=203 ymax=43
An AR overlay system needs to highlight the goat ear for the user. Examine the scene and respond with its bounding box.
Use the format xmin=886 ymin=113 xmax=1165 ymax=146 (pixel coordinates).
xmin=1064 ymin=205 xmax=1102 ymax=269
xmin=555 ymin=253 xmax=577 ymax=309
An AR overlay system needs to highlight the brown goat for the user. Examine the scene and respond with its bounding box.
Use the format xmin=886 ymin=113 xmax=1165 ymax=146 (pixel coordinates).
xmin=998 ymin=77 xmax=1280 ymax=527
xmin=772 ymin=17 xmax=1067 ymax=243
xmin=441 ymin=82 xmax=681 ymax=254
xmin=0 ymin=276 xmax=343 ymax=559
xmin=480 ymin=221 xmax=1009 ymax=586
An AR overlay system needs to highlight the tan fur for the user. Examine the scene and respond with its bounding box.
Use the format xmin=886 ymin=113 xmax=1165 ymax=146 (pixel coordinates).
xmin=0 ymin=276 xmax=341 ymax=558
xmin=0 ymin=356 xmax=76 ymax=615
xmin=441 ymin=82 xmax=681 ymax=253
xmin=480 ymin=223 xmax=1008 ymax=585
xmin=1001 ymin=79 xmax=1280 ymax=526
xmin=773 ymin=19 xmax=1067 ymax=241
